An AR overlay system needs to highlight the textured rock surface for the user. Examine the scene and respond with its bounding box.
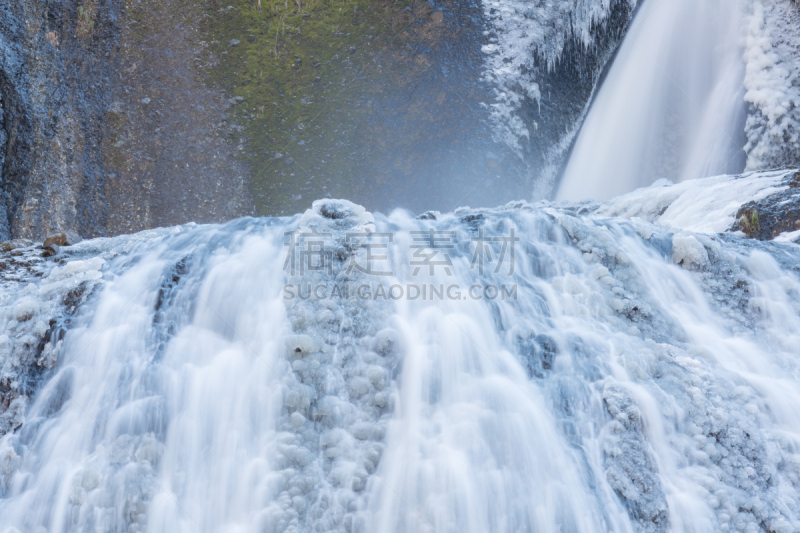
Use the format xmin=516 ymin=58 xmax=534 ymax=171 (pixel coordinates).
xmin=733 ymin=170 xmax=800 ymax=241
xmin=102 ymin=0 xmax=254 ymax=235
xmin=0 ymin=0 xmax=122 ymax=241
xmin=0 ymin=0 xmax=253 ymax=241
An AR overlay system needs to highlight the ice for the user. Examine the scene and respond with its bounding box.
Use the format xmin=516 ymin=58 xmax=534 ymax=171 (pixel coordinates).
xmin=743 ymin=0 xmax=800 ymax=171
xmin=480 ymin=0 xmax=636 ymax=152
xmin=774 ymin=229 xmax=800 ymax=243
xmin=0 ymin=185 xmax=800 ymax=531
xmin=11 ymin=298 xmax=37 ymax=322
xmin=596 ymin=169 xmax=792 ymax=234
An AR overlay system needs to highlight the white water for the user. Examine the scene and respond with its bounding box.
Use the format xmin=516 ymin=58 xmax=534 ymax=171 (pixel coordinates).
xmin=558 ymin=0 xmax=749 ymax=201
xmin=1 ymin=181 xmax=800 ymax=532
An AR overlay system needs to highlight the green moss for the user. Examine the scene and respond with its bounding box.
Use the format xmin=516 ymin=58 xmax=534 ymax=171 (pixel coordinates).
xmin=201 ymin=0 xmax=419 ymax=215
xmin=750 ymin=210 xmax=760 ymax=233
xmin=77 ymin=0 xmax=98 ymax=38
xmin=739 ymin=208 xmax=762 ymax=237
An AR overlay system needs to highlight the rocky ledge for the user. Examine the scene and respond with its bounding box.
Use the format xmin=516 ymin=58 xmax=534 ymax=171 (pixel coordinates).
xmin=733 ymin=171 xmax=800 ymax=242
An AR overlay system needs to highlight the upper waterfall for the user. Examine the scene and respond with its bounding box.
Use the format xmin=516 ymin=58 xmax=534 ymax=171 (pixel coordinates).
xmin=557 ymin=0 xmax=749 ymax=201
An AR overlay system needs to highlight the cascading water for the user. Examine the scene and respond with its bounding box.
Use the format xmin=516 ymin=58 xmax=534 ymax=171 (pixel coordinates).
xmin=557 ymin=0 xmax=749 ymax=201
xmin=2 ymin=170 xmax=800 ymax=532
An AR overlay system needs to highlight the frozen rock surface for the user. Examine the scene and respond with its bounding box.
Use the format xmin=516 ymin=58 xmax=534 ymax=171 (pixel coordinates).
xmin=481 ymin=0 xmax=638 ymax=153
xmin=0 ymin=179 xmax=800 ymax=531
xmin=744 ymin=0 xmax=800 ymax=172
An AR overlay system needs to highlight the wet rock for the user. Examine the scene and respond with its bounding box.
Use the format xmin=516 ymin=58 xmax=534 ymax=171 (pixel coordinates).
xmin=602 ymin=385 xmax=670 ymax=532
xmin=461 ymin=213 xmax=485 ymax=227
xmin=43 ymin=232 xmax=81 ymax=256
xmin=0 ymin=0 xmax=121 ymax=240
xmin=514 ymin=330 xmax=558 ymax=378
xmin=1 ymin=240 xmax=34 ymax=253
xmin=731 ymin=170 xmax=800 ymax=240
xmin=0 ymin=397 xmax=28 ymax=435
xmin=1 ymin=0 xmax=255 ymax=241
xmin=43 ymin=232 xmax=80 ymax=248
xmin=313 ymin=199 xmax=370 ymax=222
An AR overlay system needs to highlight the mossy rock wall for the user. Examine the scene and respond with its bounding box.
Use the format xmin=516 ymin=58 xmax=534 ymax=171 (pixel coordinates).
xmin=202 ymin=0 xmax=525 ymax=216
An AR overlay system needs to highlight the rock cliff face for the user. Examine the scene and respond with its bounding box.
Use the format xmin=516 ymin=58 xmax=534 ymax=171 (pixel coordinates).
xmin=101 ymin=0 xmax=253 ymax=236
xmin=0 ymin=0 xmax=253 ymax=241
xmin=0 ymin=0 xmax=121 ymax=241
xmin=481 ymin=0 xmax=639 ymax=196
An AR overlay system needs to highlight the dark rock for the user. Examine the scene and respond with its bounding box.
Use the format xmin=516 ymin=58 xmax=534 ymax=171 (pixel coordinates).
xmin=790 ymin=170 xmax=800 ymax=188
xmin=1 ymin=240 xmax=34 ymax=253
xmin=318 ymin=201 xmax=355 ymax=220
xmin=0 ymin=0 xmax=121 ymax=240
xmin=42 ymin=232 xmax=81 ymax=256
xmin=1 ymin=0 xmax=254 ymax=241
xmin=515 ymin=331 xmax=559 ymax=378
xmin=43 ymin=232 xmax=81 ymax=248
xmin=461 ymin=213 xmax=484 ymax=226
xmin=731 ymin=170 xmax=800 ymax=240
xmin=417 ymin=211 xmax=439 ymax=220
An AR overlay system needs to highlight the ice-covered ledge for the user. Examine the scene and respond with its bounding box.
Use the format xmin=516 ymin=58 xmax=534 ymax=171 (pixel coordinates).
xmin=590 ymin=168 xmax=800 ymax=241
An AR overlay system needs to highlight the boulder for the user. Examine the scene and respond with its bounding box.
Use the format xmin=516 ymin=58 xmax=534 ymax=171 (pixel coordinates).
xmin=733 ymin=171 xmax=800 ymax=240
xmin=43 ymin=232 xmax=82 ymax=256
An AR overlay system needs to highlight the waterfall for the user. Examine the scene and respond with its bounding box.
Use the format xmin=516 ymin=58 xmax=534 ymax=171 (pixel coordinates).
xmin=557 ymin=0 xmax=749 ymax=201
xmin=2 ymin=173 xmax=800 ymax=531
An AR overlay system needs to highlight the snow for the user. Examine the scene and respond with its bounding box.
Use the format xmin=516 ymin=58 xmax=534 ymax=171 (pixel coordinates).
xmin=12 ymin=298 xmax=38 ymax=322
